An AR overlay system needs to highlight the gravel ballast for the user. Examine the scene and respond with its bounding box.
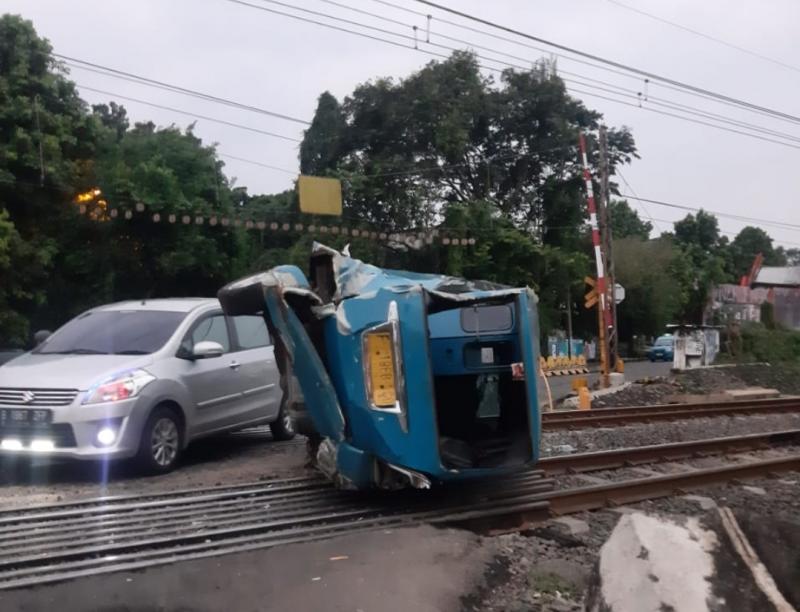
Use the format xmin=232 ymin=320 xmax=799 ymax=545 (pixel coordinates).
xmin=542 ymin=412 xmax=800 ymax=456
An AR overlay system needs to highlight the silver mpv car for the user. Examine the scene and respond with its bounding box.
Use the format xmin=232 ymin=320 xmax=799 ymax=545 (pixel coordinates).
xmin=0 ymin=298 xmax=294 ymax=473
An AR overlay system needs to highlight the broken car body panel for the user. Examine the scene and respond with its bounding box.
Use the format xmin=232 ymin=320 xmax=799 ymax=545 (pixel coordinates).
xmin=218 ymin=244 xmax=541 ymax=489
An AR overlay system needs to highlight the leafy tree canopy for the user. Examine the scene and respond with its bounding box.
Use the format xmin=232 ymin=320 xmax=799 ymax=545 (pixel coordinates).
xmin=608 ymin=199 xmax=652 ymax=240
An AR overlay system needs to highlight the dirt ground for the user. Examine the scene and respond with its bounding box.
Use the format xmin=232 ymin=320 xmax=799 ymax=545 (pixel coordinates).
xmin=465 ymin=474 xmax=800 ymax=612
xmin=580 ymin=362 xmax=800 ymax=408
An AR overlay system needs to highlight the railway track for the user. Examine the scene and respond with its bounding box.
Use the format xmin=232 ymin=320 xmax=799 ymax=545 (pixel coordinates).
xmin=0 ymin=430 xmax=797 ymax=590
xmin=539 ymin=427 xmax=800 ymax=474
xmin=542 ymin=396 xmax=800 ymax=429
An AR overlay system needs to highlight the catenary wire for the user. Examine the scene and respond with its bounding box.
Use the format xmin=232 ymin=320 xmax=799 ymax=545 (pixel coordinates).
xmin=311 ymin=0 xmax=800 ymax=144
xmin=620 ymin=194 xmax=800 ymax=232
xmin=78 ymin=85 xmax=302 ymax=142
xmin=413 ymin=0 xmax=800 ymax=126
xmin=613 ymin=169 xmax=663 ymax=233
xmin=55 ymin=54 xmax=310 ymax=125
xmin=606 ymin=0 xmax=800 ymax=74
xmin=227 ymin=0 xmax=800 ymax=150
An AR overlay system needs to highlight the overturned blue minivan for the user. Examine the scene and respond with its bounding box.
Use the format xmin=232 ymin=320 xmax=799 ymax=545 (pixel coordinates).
xmin=218 ymin=244 xmax=541 ymax=490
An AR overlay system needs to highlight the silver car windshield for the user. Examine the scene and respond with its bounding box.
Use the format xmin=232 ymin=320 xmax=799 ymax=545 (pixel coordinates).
xmin=35 ymin=310 xmax=188 ymax=355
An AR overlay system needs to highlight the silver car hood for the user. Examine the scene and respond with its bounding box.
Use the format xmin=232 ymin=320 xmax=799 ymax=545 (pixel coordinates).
xmin=0 ymin=353 xmax=155 ymax=391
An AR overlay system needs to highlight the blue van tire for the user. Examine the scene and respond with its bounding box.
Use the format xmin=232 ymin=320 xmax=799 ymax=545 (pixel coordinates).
xmin=270 ymin=403 xmax=296 ymax=441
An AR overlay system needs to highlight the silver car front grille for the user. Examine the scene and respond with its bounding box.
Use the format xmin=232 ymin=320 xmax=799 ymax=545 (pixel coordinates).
xmin=0 ymin=388 xmax=79 ymax=407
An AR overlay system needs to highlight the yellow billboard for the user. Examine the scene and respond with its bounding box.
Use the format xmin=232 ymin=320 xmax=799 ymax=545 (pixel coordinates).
xmin=298 ymin=175 xmax=343 ymax=216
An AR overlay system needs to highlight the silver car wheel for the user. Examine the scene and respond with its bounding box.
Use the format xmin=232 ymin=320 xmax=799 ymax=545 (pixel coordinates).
xmin=151 ymin=417 xmax=179 ymax=467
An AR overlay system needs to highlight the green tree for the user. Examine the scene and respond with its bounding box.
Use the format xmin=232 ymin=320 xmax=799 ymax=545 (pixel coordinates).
xmin=729 ymin=226 xmax=786 ymax=280
xmin=614 ymin=237 xmax=688 ymax=340
xmin=674 ymin=210 xmax=720 ymax=252
xmin=300 ymin=92 xmax=346 ymax=175
xmin=672 ymin=210 xmax=730 ymax=322
xmin=0 ymin=14 xmax=103 ymax=343
xmin=608 ymin=199 xmax=652 ymax=240
xmin=302 ymin=51 xmax=637 ymax=238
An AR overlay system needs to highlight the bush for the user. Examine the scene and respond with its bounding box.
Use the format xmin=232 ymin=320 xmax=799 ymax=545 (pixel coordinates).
xmin=731 ymin=322 xmax=800 ymax=363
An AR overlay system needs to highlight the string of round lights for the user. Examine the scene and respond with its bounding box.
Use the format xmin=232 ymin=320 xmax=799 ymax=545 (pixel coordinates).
xmin=72 ymin=191 xmax=477 ymax=247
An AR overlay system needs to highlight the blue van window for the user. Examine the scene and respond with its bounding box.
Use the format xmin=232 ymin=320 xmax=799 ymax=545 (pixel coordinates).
xmin=461 ymin=304 xmax=513 ymax=333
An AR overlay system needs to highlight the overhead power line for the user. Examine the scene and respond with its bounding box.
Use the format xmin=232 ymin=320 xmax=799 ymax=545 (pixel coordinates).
xmin=613 ymin=168 xmax=662 ymax=233
xmin=565 ymin=86 xmax=800 ymax=151
xmin=413 ymin=0 xmax=800 ymax=127
xmin=218 ymin=153 xmax=298 ymax=174
xmin=79 ymin=85 xmax=302 ymax=142
xmin=56 ymin=54 xmax=311 ymax=125
xmin=642 ymin=215 xmax=800 ymax=249
xmin=230 ymin=0 xmax=800 ymax=151
xmin=620 ymin=194 xmax=800 ymax=233
xmin=368 ymin=0 xmax=645 ymax=84
xmin=606 ymin=0 xmax=800 ymax=75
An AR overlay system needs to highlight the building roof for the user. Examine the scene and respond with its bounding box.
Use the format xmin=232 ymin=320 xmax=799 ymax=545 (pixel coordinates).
xmin=753 ymin=266 xmax=800 ymax=287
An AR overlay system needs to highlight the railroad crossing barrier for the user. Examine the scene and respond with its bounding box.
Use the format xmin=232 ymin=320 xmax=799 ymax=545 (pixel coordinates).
xmin=539 ymin=355 xmax=589 ymax=377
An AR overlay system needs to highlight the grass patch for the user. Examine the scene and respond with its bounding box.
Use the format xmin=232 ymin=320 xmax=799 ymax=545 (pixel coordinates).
xmin=528 ymin=571 xmax=579 ymax=598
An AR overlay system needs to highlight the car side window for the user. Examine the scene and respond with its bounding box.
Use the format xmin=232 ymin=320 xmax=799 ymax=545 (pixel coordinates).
xmin=181 ymin=314 xmax=230 ymax=355
xmin=232 ymin=315 xmax=271 ymax=350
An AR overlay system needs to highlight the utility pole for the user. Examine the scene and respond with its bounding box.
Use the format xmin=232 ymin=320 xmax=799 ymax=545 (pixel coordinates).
xmin=597 ymin=126 xmax=619 ymax=369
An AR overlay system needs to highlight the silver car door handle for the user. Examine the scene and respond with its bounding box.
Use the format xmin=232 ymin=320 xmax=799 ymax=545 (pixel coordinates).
xmin=229 ymin=360 xmax=241 ymax=370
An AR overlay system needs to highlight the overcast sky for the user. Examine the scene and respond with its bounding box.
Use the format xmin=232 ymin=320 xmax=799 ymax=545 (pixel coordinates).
xmin=5 ymin=0 xmax=800 ymax=248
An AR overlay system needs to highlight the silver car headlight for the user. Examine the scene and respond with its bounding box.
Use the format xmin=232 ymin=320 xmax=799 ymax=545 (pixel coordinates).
xmin=83 ymin=369 xmax=156 ymax=405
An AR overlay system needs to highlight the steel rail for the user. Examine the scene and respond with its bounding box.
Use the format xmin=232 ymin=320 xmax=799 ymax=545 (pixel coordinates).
xmin=545 ymin=454 xmax=800 ymax=515
xmin=1 ymin=453 xmax=798 ymax=589
xmin=0 ymin=477 xmax=553 ymax=556
xmin=539 ymin=428 xmax=800 ymax=475
xmin=0 ymin=479 xmax=333 ymax=526
xmin=0 ymin=473 xmax=556 ymax=551
xmin=0 ymin=449 xmax=797 ymax=589
xmin=543 ymin=396 xmax=800 ymax=421
xmin=0 ymin=470 xmax=544 ymax=538
xmin=542 ymin=398 xmax=800 ymax=429
xmin=0 ymin=479 xmax=555 ymax=573
xmin=0 ymin=498 xmax=396 ymax=557
xmin=0 ymin=473 xmax=326 ymax=518
xmin=0 ymin=497 xmax=553 ymax=590
xmin=0 ymin=485 xmax=353 ymax=538
xmin=4 ymin=427 xmax=789 ymax=549
xmin=0 ymin=491 xmax=366 ymax=551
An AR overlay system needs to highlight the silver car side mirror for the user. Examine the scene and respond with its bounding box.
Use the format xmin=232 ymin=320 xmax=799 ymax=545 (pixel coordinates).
xmin=34 ymin=330 xmax=52 ymax=346
xmin=192 ymin=341 xmax=224 ymax=359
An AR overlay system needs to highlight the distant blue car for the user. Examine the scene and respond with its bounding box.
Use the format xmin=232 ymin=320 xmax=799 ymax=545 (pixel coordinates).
xmin=647 ymin=335 xmax=674 ymax=362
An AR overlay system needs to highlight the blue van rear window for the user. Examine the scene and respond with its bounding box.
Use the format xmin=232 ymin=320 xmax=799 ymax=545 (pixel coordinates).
xmin=460 ymin=305 xmax=513 ymax=333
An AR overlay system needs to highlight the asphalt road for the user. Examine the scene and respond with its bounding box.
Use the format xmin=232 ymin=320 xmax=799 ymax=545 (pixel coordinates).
xmin=0 ymin=525 xmax=490 ymax=612
xmin=538 ymin=359 xmax=673 ymax=407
